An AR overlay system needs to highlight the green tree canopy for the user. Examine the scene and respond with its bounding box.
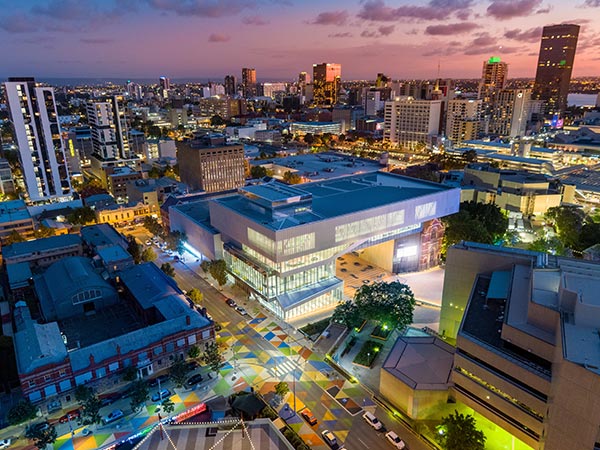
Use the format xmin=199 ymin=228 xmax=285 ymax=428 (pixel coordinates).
xmin=35 ymin=225 xmax=56 ymax=239
xmin=442 ymin=201 xmax=508 ymax=255
xmin=436 ymin=410 xmax=486 ymax=450
xmin=26 ymin=423 xmax=57 ymax=449
xmin=283 ymin=171 xmax=302 ymax=184
xmin=129 ymin=380 xmax=149 ymax=413
xmin=161 ymin=263 xmax=176 ymax=277
xmin=67 ymin=206 xmax=96 ymax=225
xmin=169 ymin=357 xmax=191 ymax=388
xmin=188 ymin=288 xmax=203 ymax=305
xmin=143 ymin=216 xmax=163 ymax=236
xmin=202 ymin=341 xmax=223 ymax=374
xmin=250 ymin=165 xmax=268 ymax=179
xmin=75 ymin=386 xmax=102 ymax=428
xmin=303 ymin=133 xmax=314 ymax=145
xmin=187 ymin=344 xmax=201 ymax=360
xmin=141 ymin=246 xmax=157 ymax=262
xmin=127 ymin=235 xmax=142 ymax=264
xmin=545 ymin=205 xmax=585 ymax=251
xmin=210 ymin=115 xmax=225 ymax=126
xmin=160 ymin=397 xmax=175 ymax=415
xmin=7 ymin=399 xmax=38 ymax=426
xmin=4 ymin=230 xmax=25 ymax=245
xmin=274 ymin=381 xmax=289 ymax=397
xmin=164 ymin=230 xmax=186 ymax=254
xmin=208 ymin=259 xmax=228 ymax=287
xmin=332 ymin=281 xmax=416 ymax=331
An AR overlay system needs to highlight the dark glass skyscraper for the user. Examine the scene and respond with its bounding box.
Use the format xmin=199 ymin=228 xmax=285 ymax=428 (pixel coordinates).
xmin=533 ymin=24 xmax=579 ymax=116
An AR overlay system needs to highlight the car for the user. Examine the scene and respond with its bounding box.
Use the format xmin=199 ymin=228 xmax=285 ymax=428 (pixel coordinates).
xmin=185 ymin=373 xmax=204 ymax=387
xmin=0 ymin=439 xmax=12 ymax=449
xmin=362 ymin=411 xmax=383 ymax=430
xmin=145 ymin=240 xmax=151 ymax=246
xmin=385 ymin=431 xmax=406 ymax=449
xmin=30 ymin=422 xmax=50 ymax=432
xmin=102 ymin=409 xmax=124 ymax=424
xmin=300 ymin=408 xmax=317 ymax=426
xmin=59 ymin=409 xmax=81 ymax=423
xmin=235 ymin=306 xmax=248 ymax=316
xmin=148 ymin=374 xmax=169 ymax=387
xmin=321 ymin=430 xmax=339 ymax=449
xmin=151 ymin=389 xmax=171 ymax=402
xmin=225 ymin=298 xmax=237 ymax=307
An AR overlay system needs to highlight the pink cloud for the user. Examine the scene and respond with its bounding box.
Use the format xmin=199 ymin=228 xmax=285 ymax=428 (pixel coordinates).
xmin=208 ymin=33 xmax=231 ymax=42
xmin=312 ymin=10 xmax=349 ymax=26
xmin=487 ymin=0 xmax=543 ymax=20
xmin=425 ymin=22 xmax=480 ymax=35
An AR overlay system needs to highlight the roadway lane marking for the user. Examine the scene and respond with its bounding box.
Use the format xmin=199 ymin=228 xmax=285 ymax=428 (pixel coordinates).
xmin=357 ymin=437 xmax=369 ymax=447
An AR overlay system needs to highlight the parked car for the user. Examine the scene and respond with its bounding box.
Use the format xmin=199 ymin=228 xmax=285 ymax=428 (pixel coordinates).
xmin=362 ymin=411 xmax=383 ymax=430
xmin=102 ymin=409 xmax=124 ymax=424
xmin=151 ymin=389 xmax=171 ymax=402
xmin=186 ymin=361 xmax=199 ymax=371
xmin=0 ymin=439 xmax=12 ymax=449
xmin=321 ymin=430 xmax=339 ymax=449
xmin=385 ymin=431 xmax=406 ymax=449
xmin=185 ymin=373 xmax=204 ymax=388
xmin=148 ymin=374 xmax=169 ymax=387
xmin=235 ymin=306 xmax=248 ymax=316
xmin=59 ymin=409 xmax=81 ymax=423
xmin=300 ymin=408 xmax=318 ymax=426
xmin=30 ymin=422 xmax=50 ymax=433
xmin=225 ymin=298 xmax=237 ymax=307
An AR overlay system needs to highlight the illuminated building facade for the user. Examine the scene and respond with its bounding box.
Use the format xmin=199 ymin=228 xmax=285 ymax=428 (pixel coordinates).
xmin=4 ymin=78 xmax=73 ymax=203
xmin=170 ymin=173 xmax=459 ymax=320
xmin=533 ymin=24 xmax=580 ymax=116
xmin=313 ymin=63 xmax=341 ymax=106
xmin=242 ymin=68 xmax=257 ymax=98
xmin=383 ymin=97 xmax=442 ymax=150
xmin=87 ymin=96 xmax=132 ymax=161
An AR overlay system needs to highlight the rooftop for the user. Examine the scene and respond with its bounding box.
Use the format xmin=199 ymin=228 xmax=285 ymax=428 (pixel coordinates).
xmin=2 ymin=234 xmax=81 ymax=260
xmin=97 ymin=244 xmax=133 ymax=264
xmin=81 ymin=224 xmax=127 ymax=249
xmin=382 ymin=336 xmax=454 ymax=390
xmin=0 ymin=199 xmax=31 ymax=223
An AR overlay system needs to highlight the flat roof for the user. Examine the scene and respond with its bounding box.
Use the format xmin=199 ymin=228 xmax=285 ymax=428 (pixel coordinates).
xmin=0 ymin=199 xmax=31 ymax=223
xmin=97 ymin=244 xmax=132 ymax=263
xmin=3 ymin=234 xmax=81 ymax=260
xmin=382 ymin=336 xmax=454 ymax=390
xmin=214 ymin=172 xmax=451 ymax=231
xmin=80 ymin=224 xmax=126 ymax=249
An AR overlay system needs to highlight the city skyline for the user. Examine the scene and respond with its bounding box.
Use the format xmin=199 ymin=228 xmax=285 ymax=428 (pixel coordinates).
xmin=0 ymin=0 xmax=599 ymax=80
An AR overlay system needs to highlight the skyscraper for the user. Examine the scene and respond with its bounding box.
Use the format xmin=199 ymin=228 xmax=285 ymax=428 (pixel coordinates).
xmin=446 ymin=99 xmax=482 ymax=145
xmin=159 ymin=76 xmax=170 ymax=99
xmin=478 ymin=56 xmax=508 ymax=103
xmin=87 ymin=96 xmax=131 ymax=160
xmin=241 ymin=68 xmax=257 ymax=98
xmin=383 ymin=97 xmax=442 ymax=150
xmin=488 ymin=89 xmax=532 ymax=138
xmin=533 ymin=24 xmax=580 ymax=116
xmin=312 ymin=63 xmax=341 ymax=106
xmin=224 ymin=75 xmax=236 ymax=96
xmin=4 ymin=77 xmax=72 ymax=202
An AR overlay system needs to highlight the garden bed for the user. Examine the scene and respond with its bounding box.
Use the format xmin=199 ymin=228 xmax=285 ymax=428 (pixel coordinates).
xmin=370 ymin=324 xmax=392 ymax=341
xmin=299 ymin=317 xmax=331 ymax=340
xmin=352 ymin=341 xmax=382 ymax=368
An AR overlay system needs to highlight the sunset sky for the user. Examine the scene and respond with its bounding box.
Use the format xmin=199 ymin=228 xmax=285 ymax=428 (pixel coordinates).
xmin=1 ymin=0 xmax=599 ymax=81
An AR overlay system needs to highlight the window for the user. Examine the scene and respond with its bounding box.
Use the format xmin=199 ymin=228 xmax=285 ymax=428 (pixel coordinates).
xmin=177 ymin=338 xmax=185 ymax=348
xmin=59 ymin=370 xmax=66 ymax=377
xmin=44 ymin=374 xmax=52 ymax=382
xmin=29 ymin=380 xmax=36 ymax=388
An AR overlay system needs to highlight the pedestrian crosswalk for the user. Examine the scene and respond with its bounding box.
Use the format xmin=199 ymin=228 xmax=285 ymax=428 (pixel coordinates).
xmin=267 ymin=359 xmax=298 ymax=378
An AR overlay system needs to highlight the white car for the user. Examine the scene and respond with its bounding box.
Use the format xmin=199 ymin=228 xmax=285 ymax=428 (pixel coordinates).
xmin=0 ymin=439 xmax=12 ymax=449
xmin=102 ymin=409 xmax=124 ymax=424
xmin=362 ymin=411 xmax=383 ymax=430
xmin=385 ymin=431 xmax=406 ymax=449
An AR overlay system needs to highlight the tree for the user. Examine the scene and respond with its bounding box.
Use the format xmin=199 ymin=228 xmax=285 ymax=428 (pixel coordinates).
xmin=188 ymin=344 xmax=201 ymax=360
xmin=141 ymin=247 xmax=157 ymax=262
xmin=143 ymin=216 xmax=163 ymax=236
xmin=436 ymin=410 xmax=486 ymax=450
xmin=7 ymin=399 xmax=38 ymax=425
xmin=546 ymin=205 xmax=585 ymax=250
xmin=528 ymin=236 xmax=565 ymax=255
xmin=210 ymin=115 xmax=225 ymax=126
xmin=283 ymin=171 xmax=302 ymax=184
xmin=274 ymin=381 xmax=289 ymax=397
xmin=35 ymin=225 xmax=56 ymax=239
xmin=442 ymin=201 xmax=508 ymax=255
xmin=332 ymin=300 xmax=363 ymax=330
xmin=26 ymin=424 xmax=57 ymax=450
xmin=250 ymin=165 xmax=268 ymax=179
xmin=4 ymin=230 xmax=25 ymax=245
xmin=160 ymin=397 xmax=175 ymax=415
xmin=129 ymin=380 xmax=149 ymax=413
xmin=169 ymin=357 xmax=191 ymax=388
xmin=161 ymin=263 xmax=176 ymax=277
xmin=164 ymin=230 xmax=186 ymax=254
xmin=188 ymin=288 xmax=203 ymax=305
xmin=122 ymin=365 xmax=139 ymax=382
xmin=208 ymin=259 xmax=228 ymax=287
xmin=303 ymin=133 xmax=314 ymax=145
xmin=75 ymin=386 xmax=102 ymax=428
xmin=127 ymin=235 xmax=142 ymax=264
xmin=67 ymin=206 xmax=96 ymax=225
xmin=200 ymin=260 xmax=210 ymax=273
xmin=202 ymin=341 xmax=223 ymax=375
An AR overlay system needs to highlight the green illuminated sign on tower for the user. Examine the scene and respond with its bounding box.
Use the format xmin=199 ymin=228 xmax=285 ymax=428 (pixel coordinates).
xmin=488 ymin=56 xmax=501 ymax=63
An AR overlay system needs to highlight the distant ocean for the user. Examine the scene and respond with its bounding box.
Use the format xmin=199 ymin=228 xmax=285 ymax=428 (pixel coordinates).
xmin=568 ymin=93 xmax=598 ymax=107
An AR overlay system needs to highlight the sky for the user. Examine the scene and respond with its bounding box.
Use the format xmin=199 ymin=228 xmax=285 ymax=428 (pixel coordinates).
xmin=0 ymin=0 xmax=599 ymax=81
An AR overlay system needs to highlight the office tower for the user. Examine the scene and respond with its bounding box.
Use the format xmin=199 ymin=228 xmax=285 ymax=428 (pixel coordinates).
xmin=478 ymin=56 xmax=508 ymax=102
xmin=177 ymin=134 xmax=245 ymax=192
xmin=364 ymin=90 xmax=382 ymax=116
xmin=4 ymin=77 xmax=72 ymax=202
xmin=488 ymin=89 xmax=531 ymax=137
xmin=261 ymin=82 xmax=287 ymax=99
xmin=159 ymin=76 xmax=170 ymax=99
xmin=241 ymin=68 xmax=257 ymax=98
xmin=86 ymin=96 xmax=131 ymax=160
xmin=446 ymin=99 xmax=482 ymax=145
xmin=312 ymin=63 xmax=341 ymax=106
xmin=224 ymin=75 xmax=236 ymax=96
xmin=533 ymin=24 xmax=580 ymax=116
xmin=298 ymin=71 xmax=308 ymax=96
xmin=383 ymin=97 xmax=442 ymax=150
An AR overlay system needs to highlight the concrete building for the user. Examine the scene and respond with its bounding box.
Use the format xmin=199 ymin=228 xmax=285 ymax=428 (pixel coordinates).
xmin=4 ymin=77 xmax=73 ymax=203
xmin=488 ymin=89 xmax=532 ymax=138
xmin=177 ymin=134 xmax=245 ymax=193
xmin=12 ymin=258 xmax=214 ymax=404
xmin=289 ymin=121 xmax=342 ymax=136
xmin=94 ymin=202 xmax=158 ymax=225
xmin=261 ymin=82 xmax=287 ymax=99
xmin=87 ymin=96 xmax=131 ymax=161
xmin=170 ymin=173 xmax=459 ymax=320
xmin=2 ymin=234 xmax=83 ymax=269
xmin=0 ymin=199 xmax=34 ymax=242
xmin=441 ymin=242 xmax=600 ymax=450
xmin=533 ymin=24 xmax=580 ymax=116
xmin=0 ymin=158 xmax=15 ymax=195
xmin=332 ymin=106 xmax=364 ymax=133
xmin=106 ymin=166 xmax=142 ymax=200
xmin=241 ymin=68 xmax=257 ymax=98
xmin=313 ymin=63 xmax=341 ymax=106
xmin=384 ymin=97 xmax=442 ymax=150
xmin=168 ymin=108 xmax=188 ymax=128
xmin=446 ymin=99 xmax=482 ymax=145
xmin=126 ymin=177 xmax=186 ymax=210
